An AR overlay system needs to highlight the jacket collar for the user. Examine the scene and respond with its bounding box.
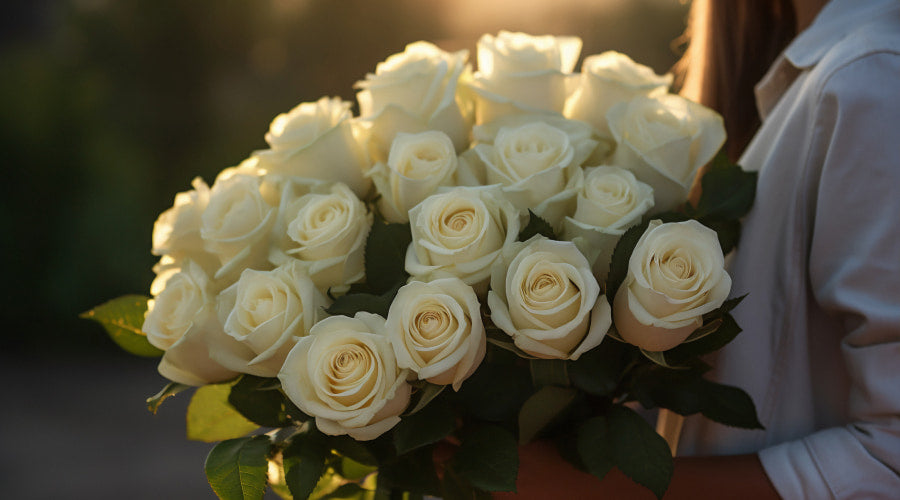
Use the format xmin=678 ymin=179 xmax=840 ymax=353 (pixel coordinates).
xmin=784 ymin=0 xmax=899 ymax=68
xmin=755 ymin=0 xmax=899 ymax=119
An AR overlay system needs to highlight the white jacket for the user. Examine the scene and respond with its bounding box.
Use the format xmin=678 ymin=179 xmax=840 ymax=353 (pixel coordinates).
xmin=679 ymin=1 xmax=900 ymax=498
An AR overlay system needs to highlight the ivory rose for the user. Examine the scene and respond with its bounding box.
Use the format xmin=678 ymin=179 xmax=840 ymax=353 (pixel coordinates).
xmin=406 ymin=186 xmax=524 ymax=292
xmin=269 ymin=182 xmax=372 ymax=293
xmin=367 ymin=131 xmax=458 ymax=223
xmin=151 ymin=177 xmax=215 ymax=270
xmin=385 ymin=278 xmax=486 ymax=390
xmin=468 ymin=31 xmax=582 ymax=123
xmin=253 ymin=97 xmax=371 ymax=197
xmin=278 ymin=313 xmax=412 ymax=441
xmin=606 ymin=94 xmax=726 ymax=213
xmin=210 ymin=262 xmax=330 ymax=377
xmin=564 ymin=51 xmax=672 ymax=137
xmin=143 ymin=260 xmax=238 ymax=386
xmin=200 ymin=173 xmax=277 ymax=281
xmin=562 ymin=166 xmax=654 ymax=276
xmin=355 ymin=41 xmax=472 ymax=161
xmin=488 ymin=237 xmax=611 ymax=360
xmin=613 ymin=219 xmax=732 ymax=352
xmin=459 ymin=114 xmax=597 ymax=227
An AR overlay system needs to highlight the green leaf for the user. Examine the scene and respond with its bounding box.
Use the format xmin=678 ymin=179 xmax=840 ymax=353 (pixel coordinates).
xmin=337 ymin=456 xmax=377 ymax=482
xmin=228 ymin=375 xmax=307 ymax=428
xmin=205 ymin=435 xmax=272 ymax=500
xmin=455 ymin=361 xmax=533 ymax=422
xmin=607 ymin=405 xmax=673 ymax=499
xmin=703 ymin=219 xmax=742 ymax=255
xmin=283 ymin=433 xmax=331 ymax=500
xmin=393 ymin=397 xmax=455 ymax=455
xmin=569 ymin=338 xmax=637 ymax=397
xmin=404 ymin=382 xmax=446 ymax=416
xmin=318 ymin=482 xmax=368 ymax=499
xmin=364 ymin=218 xmax=412 ymax=295
xmin=146 ymin=381 xmax=191 ymax=414
xmin=517 ymin=386 xmax=578 ymax=445
xmin=517 ymin=210 xmax=557 ymax=241
xmin=529 ymin=359 xmax=569 ymax=388
xmin=578 ymin=406 xmax=673 ymax=499
xmin=80 ymin=295 xmax=163 ymax=357
xmin=576 ymin=417 xmax=615 ymax=480
xmin=378 ymin=446 xmax=442 ymax=495
xmin=632 ymin=369 xmax=763 ymax=429
xmin=187 ymin=382 xmax=259 ymax=442
xmin=441 ymin=468 xmax=492 ymax=500
xmin=325 ymin=283 xmax=402 ymax=318
xmin=665 ymin=314 xmax=741 ymax=364
xmin=453 ymin=425 xmax=518 ymax=492
xmin=693 ymin=153 xmax=757 ymax=222
xmin=713 ymin=294 xmax=747 ymax=316
xmin=328 ymin=435 xmax=379 ymax=467
xmin=698 ymin=381 xmax=764 ymax=429
xmin=640 ymin=348 xmax=679 ymax=369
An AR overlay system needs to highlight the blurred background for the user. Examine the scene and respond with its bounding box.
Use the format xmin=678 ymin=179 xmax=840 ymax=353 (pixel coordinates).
xmin=1 ymin=0 xmax=689 ymax=497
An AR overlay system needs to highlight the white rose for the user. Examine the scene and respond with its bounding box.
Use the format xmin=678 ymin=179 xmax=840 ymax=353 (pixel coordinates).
xmin=253 ymin=97 xmax=371 ymax=198
xmin=143 ymin=260 xmax=238 ymax=386
xmin=461 ymin=114 xmax=597 ymax=227
xmin=468 ymin=31 xmax=582 ymax=123
xmin=562 ymin=166 xmax=654 ymax=277
xmin=355 ymin=42 xmax=472 ymax=162
xmin=613 ymin=219 xmax=732 ymax=352
xmin=270 ymin=182 xmax=372 ymax=293
xmin=367 ymin=131 xmax=458 ymax=223
xmin=565 ymin=51 xmax=672 ymax=137
xmin=607 ymin=95 xmax=725 ymax=213
xmin=152 ymin=177 xmax=209 ymax=261
xmin=386 ymin=278 xmax=486 ymax=390
xmin=488 ymin=237 xmax=611 ymax=360
xmin=214 ymin=157 xmax=286 ymax=209
xmin=201 ymin=173 xmax=277 ymax=280
xmin=210 ymin=262 xmax=330 ymax=377
xmin=278 ymin=313 xmax=412 ymax=441
xmin=406 ymin=186 xmax=524 ymax=292
xmin=144 ymin=260 xmax=211 ymax=351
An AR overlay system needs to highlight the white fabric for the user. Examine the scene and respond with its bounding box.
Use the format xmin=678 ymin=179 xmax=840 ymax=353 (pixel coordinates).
xmin=678 ymin=1 xmax=900 ymax=498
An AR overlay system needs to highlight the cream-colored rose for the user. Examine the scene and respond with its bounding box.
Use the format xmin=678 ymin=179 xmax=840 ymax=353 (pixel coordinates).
xmin=468 ymin=31 xmax=582 ymax=123
xmin=406 ymin=186 xmax=524 ymax=292
xmin=270 ymin=182 xmax=372 ymax=293
xmin=152 ymin=177 xmax=210 ymax=262
xmin=613 ymin=219 xmax=731 ymax=352
xmin=562 ymin=166 xmax=654 ymax=276
xmin=607 ymin=95 xmax=725 ymax=213
xmin=253 ymin=97 xmax=371 ymax=198
xmin=565 ymin=51 xmax=672 ymax=137
xmin=143 ymin=260 xmax=238 ymax=386
xmin=368 ymin=131 xmax=458 ymax=223
xmin=210 ymin=262 xmax=330 ymax=377
xmin=461 ymin=114 xmax=597 ymax=227
xmin=278 ymin=313 xmax=411 ymax=441
xmin=201 ymin=173 xmax=277 ymax=281
xmin=355 ymin=42 xmax=472 ymax=162
xmin=386 ymin=278 xmax=486 ymax=390
xmin=144 ymin=260 xmax=212 ymax=351
xmin=488 ymin=237 xmax=611 ymax=360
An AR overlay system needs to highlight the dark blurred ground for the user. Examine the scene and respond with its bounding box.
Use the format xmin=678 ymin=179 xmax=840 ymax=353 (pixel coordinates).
xmin=1 ymin=0 xmax=689 ymax=497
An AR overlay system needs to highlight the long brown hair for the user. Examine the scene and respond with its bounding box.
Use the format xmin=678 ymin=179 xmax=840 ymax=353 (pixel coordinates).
xmin=677 ymin=0 xmax=797 ymax=161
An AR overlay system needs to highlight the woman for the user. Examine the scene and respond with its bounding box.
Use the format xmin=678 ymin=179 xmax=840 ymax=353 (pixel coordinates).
xmin=501 ymin=1 xmax=900 ymax=498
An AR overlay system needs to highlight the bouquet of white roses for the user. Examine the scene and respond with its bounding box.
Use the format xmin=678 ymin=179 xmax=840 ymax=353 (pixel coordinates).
xmin=83 ymin=31 xmax=761 ymax=500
